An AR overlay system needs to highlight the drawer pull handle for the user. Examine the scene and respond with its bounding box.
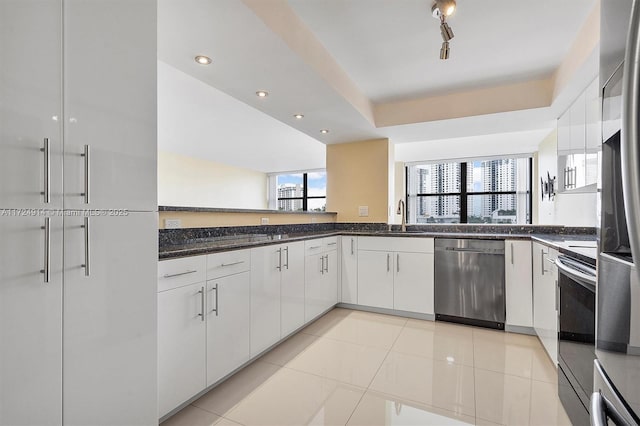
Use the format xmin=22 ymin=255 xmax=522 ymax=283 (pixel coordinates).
xmin=309 ymin=245 xmax=322 ymax=249
xmin=163 ymin=270 xmax=198 ymax=278
xmin=220 ymin=261 xmax=244 ymax=267
xmin=327 ymin=242 xmax=337 ymax=246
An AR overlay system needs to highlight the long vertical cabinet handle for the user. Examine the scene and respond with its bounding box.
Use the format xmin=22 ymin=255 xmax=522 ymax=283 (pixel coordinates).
xmin=284 ymin=246 xmax=289 ymax=270
xmin=320 ymin=255 xmax=324 ymax=275
xmin=540 ymin=249 xmax=545 ymax=276
xmin=40 ymin=138 xmax=50 ymax=204
xmin=622 ymin=0 xmax=640 ymax=286
xmin=324 ymin=255 xmax=329 ymax=273
xmin=210 ymin=284 xmax=219 ymax=316
xmin=397 ymin=253 xmax=400 ymax=272
xmin=276 ymin=248 xmax=282 ymax=271
xmin=387 ymin=253 xmax=390 ymax=272
xmin=40 ymin=217 xmax=51 ymax=283
xmin=510 ymin=243 xmax=514 ymax=265
xmin=81 ymin=145 xmax=90 ymax=204
xmin=350 ymin=238 xmax=354 ymax=255
xmin=198 ymin=286 xmax=205 ymax=321
xmin=81 ymin=217 xmax=90 ymax=276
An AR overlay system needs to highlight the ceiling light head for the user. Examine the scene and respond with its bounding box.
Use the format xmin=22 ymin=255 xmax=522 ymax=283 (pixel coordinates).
xmin=194 ymin=55 xmax=212 ymax=65
xmin=320 ymin=129 xmax=329 ymax=134
xmin=440 ymin=41 xmax=450 ymax=60
xmin=294 ymin=114 xmax=304 ymax=119
xmin=440 ymin=21 xmax=454 ymax=42
xmin=256 ymin=90 xmax=269 ymax=98
xmin=431 ymin=0 xmax=456 ymax=19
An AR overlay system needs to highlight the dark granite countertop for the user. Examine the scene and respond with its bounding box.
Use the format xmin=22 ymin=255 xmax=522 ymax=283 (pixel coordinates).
xmin=160 ymin=227 xmax=597 ymax=261
xmin=159 ymin=205 xmax=337 ymax=215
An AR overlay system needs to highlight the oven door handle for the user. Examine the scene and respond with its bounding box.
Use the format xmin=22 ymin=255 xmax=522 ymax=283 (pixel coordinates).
xmin=555 ymin=257 xmax=597 ymax=289
xmin=590 ymin=391 xmax=629 ymax=426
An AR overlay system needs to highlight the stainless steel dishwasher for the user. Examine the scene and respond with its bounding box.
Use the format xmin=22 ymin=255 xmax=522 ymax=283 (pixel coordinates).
xmin=434 ymin=238 xmax=506 ymax=330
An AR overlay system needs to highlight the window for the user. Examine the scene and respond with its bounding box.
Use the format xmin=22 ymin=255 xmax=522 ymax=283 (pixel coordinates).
xmin=269 ymin=171 xmax=326 ymax=212
xmin=406 ymin=157 xmax=532 ymax=224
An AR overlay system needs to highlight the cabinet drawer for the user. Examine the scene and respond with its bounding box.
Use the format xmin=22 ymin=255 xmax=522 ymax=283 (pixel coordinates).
xmin=207 ymin=249 xmax=250 ymax=279
xmin=324 ymin=237 xmax=338 ymax=251
xmin=357 ymin=236 xmax=391 ymax=251
xmin=391 ymin=237 xmax=434 ymax=253
xmin=305 ymin=239 xmax=326 ymax=255
xmin=158 ymin=256 xmax=207 ymax=292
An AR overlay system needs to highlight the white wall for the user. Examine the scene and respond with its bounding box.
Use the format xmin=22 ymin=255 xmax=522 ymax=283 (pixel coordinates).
xmin=158 ymin=150 xmax=268 ymax=208
xmin=536 ymin=130 xmax=598 ymax=226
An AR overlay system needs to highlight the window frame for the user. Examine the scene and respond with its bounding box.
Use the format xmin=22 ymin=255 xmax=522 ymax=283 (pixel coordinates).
xmin=405 ymin=157 xmax=533 ymax=224
xmin=270 ymin=170 xmax=327 ymax=212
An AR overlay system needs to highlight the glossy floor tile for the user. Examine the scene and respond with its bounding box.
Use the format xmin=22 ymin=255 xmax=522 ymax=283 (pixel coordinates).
xmin=164 ymin=308 xmax=572 ymax=426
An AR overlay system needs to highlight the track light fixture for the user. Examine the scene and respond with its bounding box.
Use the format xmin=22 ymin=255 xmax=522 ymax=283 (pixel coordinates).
xmin=431 ymin=0 xmax=456 ymax=60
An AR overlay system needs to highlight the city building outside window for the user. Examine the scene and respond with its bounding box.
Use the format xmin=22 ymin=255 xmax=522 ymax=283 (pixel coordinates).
xmin=406 ymin=157 xmax=532 ymax=224
xmin=268 ymin=170 xmax=326 ymax=212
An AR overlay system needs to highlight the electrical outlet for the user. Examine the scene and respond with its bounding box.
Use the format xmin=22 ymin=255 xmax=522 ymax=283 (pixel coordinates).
xmin=261 ymin=217 xmax=269 ymax=225
xmin=358 ymin=206 xmax=369 ymax=217
xmin=164 ymin=219 xmax=181 ymax=229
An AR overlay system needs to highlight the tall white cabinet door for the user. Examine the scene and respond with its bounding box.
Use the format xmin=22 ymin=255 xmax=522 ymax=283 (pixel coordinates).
xmin=340 ymin=236 xmax=358 ymax=303
xmin=207 ymin=272 xmax=251 ymax=387
xmin=357 ymin=250 xmax=394 ymax=309
xmin=505 ymin=240 xmax=533 ymax=328
xmin=63 ymin=212 xmax=157 ymax=425
xmin=281 ymin=242 xmax=305 ymax=337
xmin=158 ymin=282 xmax=206 ymax=418
xmin=0 ymin=0 xmax=63 ymax=210
xmin=250 ymin=246 xmax=281 ymax=357
xmin=324 ymin=250 xmax=339 ymax=309
xmin=394 ymin=252 xmax=433 ymax=314
xmin=63 ymin=0 xmax=156 ymax=211
xmin=0 ymin=215 xmax=63 ymax=426
xmin=305 ymin=253 xmax=325 ymax=322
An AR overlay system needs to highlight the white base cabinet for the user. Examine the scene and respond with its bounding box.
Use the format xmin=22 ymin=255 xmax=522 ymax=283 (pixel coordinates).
xmin=532 ymin=242 xmax=559 ymax=365
xmin=357 ymin=250 xmax=394 ymax=309
xmin=305 ymin=237 xmax=339 ymax=322
xmin=340 ymin=236 xmax=358 ymax=303
xmin=505 ymin=240 xmax=534 ymax=328
xmin=250 ymin=245 xmax=282 ymax=357
xmin=280 ymin=242 xmax=306 ymax=337
xmin=394 ymin=251 xmax=434 ymax=314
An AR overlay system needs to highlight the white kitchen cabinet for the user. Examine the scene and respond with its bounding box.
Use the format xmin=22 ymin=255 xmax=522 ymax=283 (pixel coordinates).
xmin=0 ymin=216 xmax=63 ymax=426
xmin=394 ymin=252 xmax=434 ymax=314
xmin=505 ymin=240 xmax=533 ymax=328
xmin=1 ymin=1 xmax=157 ymax=424
xmin=532 ymin=242 xmax=559 ymax=365
xmin=63 ymin=0 xmax=156 ymax=211
xmin=340 ymin=236 xmax=358 ymax=303
xmin=281 ymin=242 xmax=305 ymax=336
xmin=358 ymin=250 xmax=395 ymax=309
xmin=158 ymin=282 xmax=206 ymax=418
xmin=305 ymin=238 xmax=339 ymax=322
xmin=63 ymin=213 xmax=158 ymax=425
xmin=250 ymin=245 xmax=282 ymax=357
xmin=206 ymin=272 xmax=251 ymax=387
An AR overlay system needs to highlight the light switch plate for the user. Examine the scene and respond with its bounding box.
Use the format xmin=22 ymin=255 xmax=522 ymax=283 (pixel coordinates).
xmin=164 ymin=219 xmax=181 ymax=229
xmin=358 ymin=206 xmax=369 ymax=217
xmin=261 ymin=217 xmax=269 ymax=225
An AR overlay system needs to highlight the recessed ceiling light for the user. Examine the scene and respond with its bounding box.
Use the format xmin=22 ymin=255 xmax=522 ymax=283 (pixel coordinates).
xmin=194 ymin=55 xmax=212 ymax=65
xmin=320 ymin=129 xmax=329 ymax=134
xmin=256 ymin=90 xmax=269 ymax=98
xmin=294 ymin=114 xmax=304 ymax=119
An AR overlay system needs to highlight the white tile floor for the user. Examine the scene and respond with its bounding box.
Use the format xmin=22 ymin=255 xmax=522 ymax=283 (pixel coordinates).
xmin=162 ymin=308 xmax=572 ymax=426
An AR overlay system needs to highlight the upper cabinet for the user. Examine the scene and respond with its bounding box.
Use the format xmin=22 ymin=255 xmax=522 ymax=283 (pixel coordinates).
xmin=557 ymin=77 xmax=600 ymax=193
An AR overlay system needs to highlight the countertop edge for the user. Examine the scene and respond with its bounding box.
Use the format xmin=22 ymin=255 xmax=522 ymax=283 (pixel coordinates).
xmin=159 ymin=205 xmax=338 ymax=215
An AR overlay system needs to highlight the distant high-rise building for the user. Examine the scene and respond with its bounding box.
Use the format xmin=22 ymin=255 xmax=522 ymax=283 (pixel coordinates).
xmin=277 ymin=184 xmax=303 ymax=211
xmin=480 ymin=159 xmax=516 ymax=217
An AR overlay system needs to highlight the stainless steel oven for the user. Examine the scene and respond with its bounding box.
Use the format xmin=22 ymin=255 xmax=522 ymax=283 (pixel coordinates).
xmin=555 ymin=254 xmax=597 ymax=426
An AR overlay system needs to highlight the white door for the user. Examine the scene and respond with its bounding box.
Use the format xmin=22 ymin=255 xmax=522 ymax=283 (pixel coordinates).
xmin=63 ymin=213 xmax=157 ymax=425
xmin=340 ymin=236 xmax=358 ymax=303
xmin=158 ymin=282 xmax=206 ymax=418
xmin=357 ymin=250 xmax=394 ymax=309
xmin=281 ymin=242 xmax=305 ymax=337
xmin=324 ymin=250 xmax=339 ymax=310
xmin=505 ymin=240 xmax=533 ymax=328
xmin=0 ymin=0 xmax=63 ymax=210
xmin=394 ymin=252 xmax=433 ymax=314
xmin=532 ymin=243 xmax=546 ymax=336
xmin=63 ymin=0 xmax=156 ymax=212
xmin=207 ymin=272 xmax=251 ymax=387
xmin=250 ymin=245 xmax=282 ymax=357
xmin=0 ymin=215 xmax=63 ymax=425
xmin=305 ymin=252 xmax=325 ymax=322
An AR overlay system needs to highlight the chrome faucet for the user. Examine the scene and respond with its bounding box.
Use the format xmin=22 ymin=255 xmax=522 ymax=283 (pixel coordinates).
xmin=396 ymin=199 xmax=406 ymax=232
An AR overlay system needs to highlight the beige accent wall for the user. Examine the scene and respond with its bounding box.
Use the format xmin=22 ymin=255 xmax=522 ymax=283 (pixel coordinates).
xmin=158 ymin=150 xmax=268 ymax=209
xmin=159 ymin=211 xmax=336 ymax=229
xmin=327 ymin=138 xmax=391 ymax=223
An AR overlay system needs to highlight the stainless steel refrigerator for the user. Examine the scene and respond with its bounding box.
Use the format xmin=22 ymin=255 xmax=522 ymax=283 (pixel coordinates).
xmin=594 ymin=0 xmax=640 ymax=423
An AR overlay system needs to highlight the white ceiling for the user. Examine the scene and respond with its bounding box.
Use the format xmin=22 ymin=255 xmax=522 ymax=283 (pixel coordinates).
xmin=157 ymin=0 xmax=598 ymax=172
